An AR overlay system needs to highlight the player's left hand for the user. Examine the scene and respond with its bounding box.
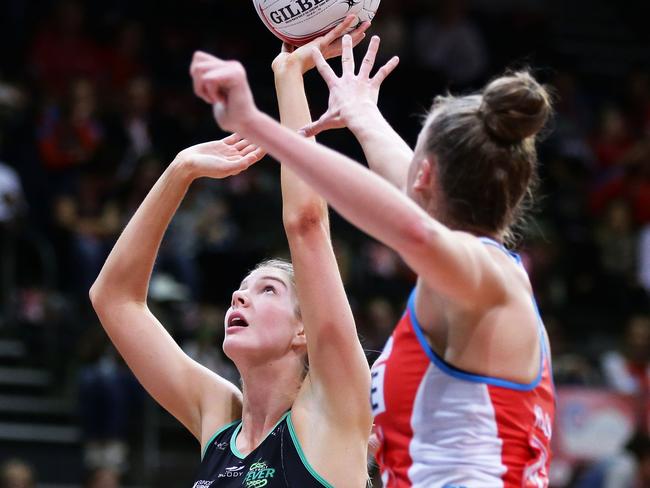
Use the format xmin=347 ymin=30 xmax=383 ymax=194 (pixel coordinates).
xmin=301 ymin=34 xmax=399 ymax=137
xmin=174 ymin=134 xmax=265 ymax=180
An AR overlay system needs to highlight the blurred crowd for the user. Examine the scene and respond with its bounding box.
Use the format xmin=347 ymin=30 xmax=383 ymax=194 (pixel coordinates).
xmin=0 ymin=0 xmax=649 ymax=486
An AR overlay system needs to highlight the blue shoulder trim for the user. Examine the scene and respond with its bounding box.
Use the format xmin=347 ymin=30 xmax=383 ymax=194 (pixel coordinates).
xmin=478 ymin=237 xmax=523 ymax=264
xmin=407 ymin=289 xmax=543 ymax=391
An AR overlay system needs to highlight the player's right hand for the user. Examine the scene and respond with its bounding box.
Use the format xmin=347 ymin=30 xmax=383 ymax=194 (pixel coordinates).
xmin=271 ymin=15 xmax=370 ymax=75
xmin=190 ymin=51 xmax=259 ymax=134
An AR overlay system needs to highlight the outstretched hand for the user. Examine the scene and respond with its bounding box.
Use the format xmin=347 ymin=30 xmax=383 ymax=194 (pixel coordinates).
xmin=175 ymin=134 xmax=265 ymax=179
xmin=301 ymin=35 xmax=400 ymax=137
xmin=272 ymin=15 xmax=370 ymax=74
xmin=190 ymin=52 xmax=258 ymax=133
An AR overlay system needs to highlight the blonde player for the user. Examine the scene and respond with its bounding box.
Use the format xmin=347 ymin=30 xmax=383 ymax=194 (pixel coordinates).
xmin=91 ymin=18 xmax=373 ymax=487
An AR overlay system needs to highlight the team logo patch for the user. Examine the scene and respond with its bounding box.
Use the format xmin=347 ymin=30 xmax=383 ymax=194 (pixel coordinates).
xmin=243 ymin=460 xmax=276 ymax=487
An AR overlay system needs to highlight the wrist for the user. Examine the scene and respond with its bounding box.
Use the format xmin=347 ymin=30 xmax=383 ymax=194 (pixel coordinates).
xmin=237 ymin=108 xmax=264 ymax=138
xmin=272 ymin=56 xmax=307 ymax=77
xmin=169 ymin=155 xmax=201 ymax=182
xmin=346 ymin=102 xmax=384 ymax=134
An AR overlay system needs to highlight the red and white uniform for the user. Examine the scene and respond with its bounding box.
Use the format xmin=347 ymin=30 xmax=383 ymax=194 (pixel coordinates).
xmin=370 ymin=241 xmax=555 ymax=488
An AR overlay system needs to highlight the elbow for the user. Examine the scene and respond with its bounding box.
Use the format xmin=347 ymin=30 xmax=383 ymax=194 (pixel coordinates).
xmin=283 ymin=203 xmax=327 ymax=237
xmin=88 ymin=280 xmax=105 ymax=310
xmin=88 ymin=274 xmax=117 ymax=311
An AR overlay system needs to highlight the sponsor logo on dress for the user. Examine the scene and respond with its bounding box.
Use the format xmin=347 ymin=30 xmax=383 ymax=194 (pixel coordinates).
xmin=243 ymin=460 xmax=276 ymax=488
xmin=217 ymin=465 xmax=245 ymax=478
xmin=192 ymin=481 xmax=214 ymax=488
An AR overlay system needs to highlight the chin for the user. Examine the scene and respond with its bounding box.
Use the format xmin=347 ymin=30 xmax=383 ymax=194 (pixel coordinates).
xmin=222 ymin=336 xmax=264 ymax=364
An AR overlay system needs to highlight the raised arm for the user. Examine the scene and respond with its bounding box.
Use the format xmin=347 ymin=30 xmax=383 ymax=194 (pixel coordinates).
xmin=272 ymin=19 xmax=371 ymax=430
xmin=302 ymin=36 xmax=412 ymax=189
xmin=191 ymin=48 xmax=505 ymax=311
xmin=89 ymin=138 xmax=263 ymax=442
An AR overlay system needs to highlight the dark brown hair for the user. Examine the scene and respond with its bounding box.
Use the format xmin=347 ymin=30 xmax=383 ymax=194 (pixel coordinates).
xmin=423 ymin=70 xmax=552 ymax=240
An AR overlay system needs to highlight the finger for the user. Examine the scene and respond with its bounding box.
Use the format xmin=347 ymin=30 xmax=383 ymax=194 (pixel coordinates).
xmin=350 ymin=21 xmax=371 ymax=48
xmin=223 ymin=133 xmax=243 ymax=145
xmin=202 ymin=62 xmax=244 ymax=105
xmin=191 ymin=60 xmax=219 ymax=75
xmin=193 ymin=76 xmax=213 ymax=104
xmin=359 ymin=35 xmax=380 ymax=78
xmin=223 ymin=160 xmax=252 ymax=177
xmin=242 ymin=147 xmax=266 ymax=165
xmin=341 ymin=35 xmax=355 ymax=75
xmin=372 ymin=55 xmax=400 ymax=86
xmin=191 ymin=51 xmax=218 ymax=72
xmin=312 ymin=48 xmax=338 ymax=85
xmin=239 ymin=143 xmax=260 ymax=156
xmin=192 ymin=50 xmax=217 ymax=62
xmin=323 ymin=15 xmax=357 ymax=45
xmin=202 ymin=68 xmax=227 ymax=105
xmin=301 ymin=110 xmax=343 ymax=137
xmin=234 ymin=138 xmax=251 ymax=151
xmin=192 ymin=61 xmax=221 ymax=103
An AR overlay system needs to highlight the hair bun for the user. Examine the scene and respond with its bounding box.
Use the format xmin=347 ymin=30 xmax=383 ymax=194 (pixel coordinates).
xmin=480 ymin=71 xmax=551 ymax=144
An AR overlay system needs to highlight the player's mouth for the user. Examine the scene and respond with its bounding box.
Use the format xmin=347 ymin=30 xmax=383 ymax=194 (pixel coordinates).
xmin=227 ymin=312 xmax=249 ymax=329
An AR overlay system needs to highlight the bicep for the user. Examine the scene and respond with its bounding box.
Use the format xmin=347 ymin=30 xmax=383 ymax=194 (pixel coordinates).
xmin=93 ymin=301 xmax=240 ymax=440
xmin=401 ymin=223 xmax=506 ymax=310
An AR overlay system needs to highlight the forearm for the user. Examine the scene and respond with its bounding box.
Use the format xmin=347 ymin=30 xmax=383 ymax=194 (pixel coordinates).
xmin=241 ymin=111 xmax=439 ymax=256
xmin=274 ymin=64 xmax=328 ymax=227
xmin=346 ymin=103 xmax=413 ymax=190
xmin=90 ymin=161 xmax=195 ymax=303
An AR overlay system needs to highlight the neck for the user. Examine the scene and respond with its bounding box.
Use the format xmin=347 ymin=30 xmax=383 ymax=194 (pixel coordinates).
xmin=235 ymin=355 xmax=303 ymax=455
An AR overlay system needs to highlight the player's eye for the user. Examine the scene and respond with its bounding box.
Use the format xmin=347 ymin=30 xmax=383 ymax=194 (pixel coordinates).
xmin=263 ymin=285 xmax=276 ymax=294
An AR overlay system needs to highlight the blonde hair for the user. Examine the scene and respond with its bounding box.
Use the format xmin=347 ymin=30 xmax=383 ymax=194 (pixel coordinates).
xmin=251 ymin=258 xmax=300 ymax=318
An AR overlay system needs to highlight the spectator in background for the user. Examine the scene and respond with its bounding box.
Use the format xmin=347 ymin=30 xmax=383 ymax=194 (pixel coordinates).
xmin=181 ymin=305 xmax=239 ymax=386
xmin=595 ymin=199 xmax=640 ymax=311
xmin=591 ymin=105 xmax=634 ymax=171
xmin=360 ymin=297 xmax=399 ymax=363
xmin=0 ymin=161 xmax=25 ymax=327
xmin=77 ymin=328 xmax=142 ymax=476
xmin=639 ymin=224 xmax=650 ymax=294
xmin=630 ymin=433 xmax=650 ymax=488
xmin=105 ymin=76 xmax=177 ymax=184
xmin=0 ymin=459 xmax=35 ymax=488
xmin=0 ymin=161 xmax=24 ymax=225
xmin=84 ymin=467 xmax=120 ymax=488
xmin=29 ymin=0 xmax=102 ymax=97
xmin=576 ymin=431 xmax=650 ymax=488
xmin=106 ymin=21 xmax=146 ymax=92
xmin=54 ymin=170 xmax=121 ymax=295
xmin=546 ymin=315 xmax=601 ymax=386
xmin=622 ymin=72 xmax=650 ymax=138
xmin=37 ymin=78 xmax=104 ymax=177
xmin=601 ymin=314 xmax=650 ymax=430
xmin=413 ymin=0 xmax=487 ymax=87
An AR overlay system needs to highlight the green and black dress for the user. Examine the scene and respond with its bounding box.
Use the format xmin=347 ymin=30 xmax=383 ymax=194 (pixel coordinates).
xmin=193 ymin=411 xmax=334 ymax=487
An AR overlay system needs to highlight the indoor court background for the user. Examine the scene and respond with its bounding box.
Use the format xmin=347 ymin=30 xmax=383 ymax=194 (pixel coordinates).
xmin=0 ymin=0 xmax=648 ymax=486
